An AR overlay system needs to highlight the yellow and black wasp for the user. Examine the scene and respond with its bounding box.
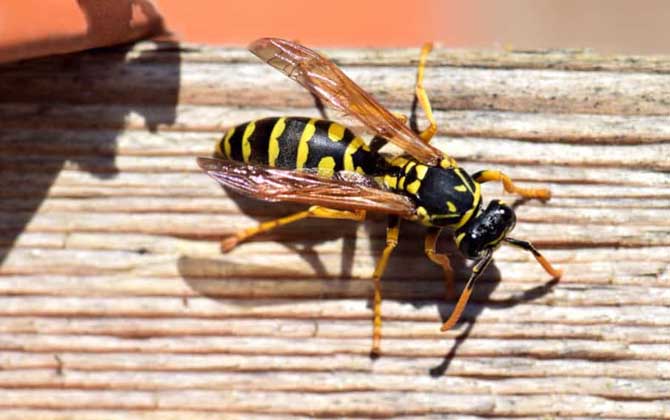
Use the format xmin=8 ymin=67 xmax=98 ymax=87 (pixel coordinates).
xmin=198 ymin=38 xmax=562 ymax=356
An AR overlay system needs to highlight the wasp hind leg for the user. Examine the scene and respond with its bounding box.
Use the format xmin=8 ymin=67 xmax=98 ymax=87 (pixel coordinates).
xmin=415 ymin=42 xmax=438 ymax=143
xmin=424 ymin=228 xmax=456 ymax=300
xmin=370 ymin=216 xmax=401 ymax=358
xmin=473 ymin=170 xmax=552 ymax=201
xmin=220 ymin=206 xmax=366 ymax=252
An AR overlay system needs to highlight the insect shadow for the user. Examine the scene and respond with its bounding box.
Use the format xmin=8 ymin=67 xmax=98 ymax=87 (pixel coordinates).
xmin=179 ymin=189 xmax=555 ymax=377
xmin=0 ymin=1 xmax=178 ymax=269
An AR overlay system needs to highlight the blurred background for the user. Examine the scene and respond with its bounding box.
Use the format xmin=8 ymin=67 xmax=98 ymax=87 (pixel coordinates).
xmin=160 ymin=0 xmax=670 ymax=53
xmin=1 ymin=0 xmax=670 ymax=62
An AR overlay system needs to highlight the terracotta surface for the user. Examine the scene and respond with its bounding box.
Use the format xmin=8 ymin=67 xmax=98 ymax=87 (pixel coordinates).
xmin=1 ymin=1 xmax=668 ymax=63
xmin=157 ymin=0 xmax=670 ymax=52
xmin=0 ymin=0 xmax=165 ymax=63
xmin=158 ymin=0 xmax=459 ymax=47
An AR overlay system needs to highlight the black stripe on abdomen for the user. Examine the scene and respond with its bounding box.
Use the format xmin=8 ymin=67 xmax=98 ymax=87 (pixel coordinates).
xmin=216 ymin=117 xmax=385 ymax=175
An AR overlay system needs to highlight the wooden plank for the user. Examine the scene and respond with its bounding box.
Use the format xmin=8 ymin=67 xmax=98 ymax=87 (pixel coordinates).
xmin=0 ymin=41 xmax=669 ymax=419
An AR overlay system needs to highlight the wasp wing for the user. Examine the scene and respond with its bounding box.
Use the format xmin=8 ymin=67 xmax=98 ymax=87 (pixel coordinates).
xmin=197 ymin=157 xmax=417 ymax=217
xmin=249 ymin=37 xmax=443 ymax=166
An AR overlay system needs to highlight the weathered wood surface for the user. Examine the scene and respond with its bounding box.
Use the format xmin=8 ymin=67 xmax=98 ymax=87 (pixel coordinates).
xmin=1 ymin=41 xmax=669 ymax=419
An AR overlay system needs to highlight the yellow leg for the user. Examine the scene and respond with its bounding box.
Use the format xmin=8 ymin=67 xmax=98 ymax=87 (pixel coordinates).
xmin=371 ymin=216 xmax=401 ymax=358
xmin=221 ymin=206 xmax=366 ymax=252
xmin=424 ymin=228 xmax=456 ymax=300
xmin=415 ymin=42 xmax=438 ymax=143
xmin=474 ymin=170 xmax=551 ymax=200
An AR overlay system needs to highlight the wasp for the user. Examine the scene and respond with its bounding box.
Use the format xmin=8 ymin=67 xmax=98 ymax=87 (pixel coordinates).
xmin=198 ymin=38 xmax=562 ymax=356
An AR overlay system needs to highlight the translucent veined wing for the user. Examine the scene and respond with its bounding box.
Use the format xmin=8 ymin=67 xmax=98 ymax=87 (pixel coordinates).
xmin=197 ymin=157 xmax=417 ymax=217
xmin=249 ymin=38 xmax=444 ymax=166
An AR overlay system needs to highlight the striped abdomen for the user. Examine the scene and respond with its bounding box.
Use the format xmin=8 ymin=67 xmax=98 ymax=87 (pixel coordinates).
xmin=215 ymin=117 xmax=386 ymax=175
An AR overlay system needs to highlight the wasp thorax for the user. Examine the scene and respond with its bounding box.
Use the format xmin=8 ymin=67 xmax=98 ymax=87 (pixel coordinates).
xmin=403 ymin=166 xmax=481 ymax=228
xmin=456 ymin=200 xmax=517 ymax=260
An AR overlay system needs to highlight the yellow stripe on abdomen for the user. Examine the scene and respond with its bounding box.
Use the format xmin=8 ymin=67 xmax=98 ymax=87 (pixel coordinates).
xmin=222 ymin=126 xmax=235 ymax=158
xmin=241 ymin=121 xmax=256 ymax=163
xmin=268 ymin=117 xmax=286 ymax=167
xmin=317 ymin=156 xmax=336 ymax=176
xmin=327 ymin=122 xmax=345 ymax=141
xmin=344 ymin=136 xmax=368 ymax=173
xmin=296 ymin=118 xmax=317 ymax=169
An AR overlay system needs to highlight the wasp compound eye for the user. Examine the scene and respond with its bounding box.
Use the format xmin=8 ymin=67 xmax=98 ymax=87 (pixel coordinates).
xmin=458 ymin=200 xmax=517 ymax=259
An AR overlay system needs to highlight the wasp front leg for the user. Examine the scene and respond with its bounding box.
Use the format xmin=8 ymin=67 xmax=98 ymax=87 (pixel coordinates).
xmin=473 ymin=170 xmax=552 ymax=201
xmin=424 ymin=227 xmax=456 ymax=300
xmin=441 ymin=254 xmax=493 ymax=331
xmin=221 ymin=206 xmax=366 ymax=252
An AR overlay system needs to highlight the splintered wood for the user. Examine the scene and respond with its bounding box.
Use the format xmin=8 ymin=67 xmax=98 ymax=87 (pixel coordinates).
xmin=1 ymin=42 xmax=669 ymax=419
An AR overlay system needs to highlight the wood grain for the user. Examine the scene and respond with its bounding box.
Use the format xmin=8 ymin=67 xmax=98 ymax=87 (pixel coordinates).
xmin=0 ymin=40 xmax=669 ymax=419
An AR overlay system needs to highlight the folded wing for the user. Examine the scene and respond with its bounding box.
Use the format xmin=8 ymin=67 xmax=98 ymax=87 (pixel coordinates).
xmin=198 ymin=158 xmax=417 ymax=217
xmin=249 ymin=38 xmax=444 ymax=166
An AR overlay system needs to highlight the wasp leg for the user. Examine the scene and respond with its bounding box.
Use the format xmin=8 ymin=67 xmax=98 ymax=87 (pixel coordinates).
xmin=424 ymin=227 xmax=456 ymax=300
xmin=415 ymin=42 xmax=438 ymax=143
xmin=473 ymin=169 xmax=552 ymax=201
xmin=371 ymin=216 xmax=401 ymax=358
xmin=221 ymin=206 xmax=366 ymax=252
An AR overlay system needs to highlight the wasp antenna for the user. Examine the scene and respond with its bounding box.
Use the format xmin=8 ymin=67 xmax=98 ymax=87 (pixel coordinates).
xmin=505 ymin=237 xmax=562 ymax=279
xmin=440 ymin=252 xmax=492 ymax=332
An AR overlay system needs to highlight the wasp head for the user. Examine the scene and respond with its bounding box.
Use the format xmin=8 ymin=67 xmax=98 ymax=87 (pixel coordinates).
xmin=455 ymin=200 xmax=516 ymax=260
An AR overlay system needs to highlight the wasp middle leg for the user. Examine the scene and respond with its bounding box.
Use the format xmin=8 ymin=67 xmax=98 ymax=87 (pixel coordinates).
xmin=473 ymin=169 xmax=552 ymax=201
xmin=221 ymin=206 xmax=366 ymax=252
xmin=424 ymin=227 xmax=456 ymax=300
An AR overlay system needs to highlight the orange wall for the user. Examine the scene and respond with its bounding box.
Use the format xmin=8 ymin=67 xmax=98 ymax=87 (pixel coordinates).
xmin=157 ymin=0 xmax=670 ymax=53
xmin=158 ymin=0 xmax=463 ymax=47
xmin=1 ymin=0 xmax=669 ymax=59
